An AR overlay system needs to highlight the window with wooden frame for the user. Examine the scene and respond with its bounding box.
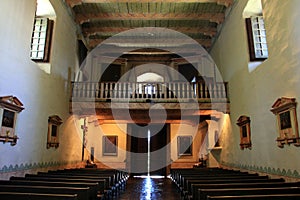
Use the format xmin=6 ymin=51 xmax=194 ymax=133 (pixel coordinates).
xmin=246 ymin=16 xmax=268 ymax=61
xmin=30 ymin=18 xmax=54 ymax=62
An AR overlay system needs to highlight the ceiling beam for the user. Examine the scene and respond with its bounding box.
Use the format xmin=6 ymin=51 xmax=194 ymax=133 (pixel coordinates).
xmin=88 ymin=38 xmax=211 ymax=49
xmin=83 ymin=26 xmax=217 ymax=37
xmin=76 ymin=13 xmax=225 ymax=24
xmin=66 ymin=0 xmax=233 ymax=8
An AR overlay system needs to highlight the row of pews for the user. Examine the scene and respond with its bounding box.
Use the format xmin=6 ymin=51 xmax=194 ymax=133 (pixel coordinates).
xmin=170 ymin=167 xmax=300 ymax=200
xmin=0 ymin=167 xmax=129 ymax=200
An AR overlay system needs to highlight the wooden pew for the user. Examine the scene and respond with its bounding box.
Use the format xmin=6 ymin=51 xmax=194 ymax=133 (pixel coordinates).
xmin=207 ymin=194 xmax=300 ymax=200
xmin=0 ymin=192 xmax=78 ymax=200
xmin=191 ymin=182 xmax=300 ymax=200
xmin=180 ymin=175 xmax=269 ymax=195
xmin=0 ymin=185 xmax=89 ymax=200
xmin=36 ymin=172 xmax=114 ymax=194
xmin=183 ymin=178 xmax=285 ymax=200
xmin=58 ymin=168 xmax=128 ymax=193
xmin=3 ymin=179 xmax=99 ymax=200
xmin=172 ymin=168 xmax=252 ymax=187
xmin=10 ymin=176 xmax=109 ymax=199
xmin=74 ymin=167 xmax=130 ymax=191
xmin=174 ymin=170 xmax=257 ymax=191
xmin=199 ymin=187 xmax=300 ymax=200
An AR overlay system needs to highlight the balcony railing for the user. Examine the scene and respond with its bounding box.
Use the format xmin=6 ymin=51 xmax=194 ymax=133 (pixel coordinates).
xmin=71 ymin=81 xmax=228 ymax=102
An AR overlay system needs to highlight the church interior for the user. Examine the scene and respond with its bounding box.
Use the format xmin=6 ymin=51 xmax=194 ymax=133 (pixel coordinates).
xmin=1 ymin=0 xmax=300 ymax=199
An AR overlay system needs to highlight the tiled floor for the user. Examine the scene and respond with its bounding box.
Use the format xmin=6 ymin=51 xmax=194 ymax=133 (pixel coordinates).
xmin=118 ymin=177 xmax=181 ymax=200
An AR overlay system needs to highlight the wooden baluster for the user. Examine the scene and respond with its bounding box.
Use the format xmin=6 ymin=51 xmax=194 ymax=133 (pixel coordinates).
xmin=185 ymin=82 xmax=189 ymax=99
xmin=109 ymin=82 xmax=112 ymax=98
xmin=217 ymin=82 xmax=221 ymax=98
xmin=133 ymin=83 xmax=136 ymax=99
xmin=151 ymin=83 xmax=155 ymax=99
xmin=166 ymin=83 xmax=169 ymax=99
xmin=100 ymin=83 xmax=104 ymax=99
xmin=207 ymin=83 xmax=210 ymax=98
xmin=89 ymin=82 xmax=93 ymax=98
xmin=169 ymin=83 xmax=173 ymax=99
xmin=215 ymin=83 xmax=219 ymax=98
xmin=142 ymin=83 xmax=145 ymax=99
xmin=222 ymin=83 xmax=225 ymax=98
xmin=104 ymin=83 xmax=108 ymax=99
xmin=145 ymin=84 xmax=148 ymax=98
xmin=86 ymin=82 xmax=89 ymax=98
xmin=78 ymin=82 xmax=82 ymax=98
xmin=210 ymin=82 xmax=214 ymax=98
xmin=95 ymin=82 xmax=99 ymax=98
xmin=194 ymin=82 xmax=198 ymax=99
xmin=201 ymin=82 xmax=205 ymax=98
xmin=121 ymin=82 xmax=124 ymax=99
xmin=157 ymin=83 xmax=160 ymax=99
xmin=131 ymin=83 xmax=136 ymax=99
xmin=217 ymin=83 xmax=221 ymax=98
xmin=176 ymin=82 xmax=180 ymax=99
xmin=124 ymin=82 xmax=133 ymax=98
xmin=163 ymin=83 xmax=167 ymax=99
xmin=179 ymin=82 xmax=183 ymax=99
xmin=83 ymin=82 xmax=87 ymax=98
xmin=73 ymin=82 xmax=77 ymax=98
xmin=113 ymin=82 xmax=117 ymax=99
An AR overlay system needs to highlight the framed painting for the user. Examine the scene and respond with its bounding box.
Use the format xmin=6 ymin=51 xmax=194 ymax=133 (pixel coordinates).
xmin=103 ymin=135 xmax=118 ymax=156
xmin=177 ymin=136 xmax=193 ymax=156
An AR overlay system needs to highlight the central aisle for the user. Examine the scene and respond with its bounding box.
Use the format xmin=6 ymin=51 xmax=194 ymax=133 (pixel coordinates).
xmin=118 ymin=177 xmax=180 ymax=200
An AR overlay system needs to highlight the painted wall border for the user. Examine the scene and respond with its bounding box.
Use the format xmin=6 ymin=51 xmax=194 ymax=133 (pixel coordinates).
xmin=221 ymin=161 xmax=300 ymax=179
xmin=0 ymin=160 xmax=83 ymax=174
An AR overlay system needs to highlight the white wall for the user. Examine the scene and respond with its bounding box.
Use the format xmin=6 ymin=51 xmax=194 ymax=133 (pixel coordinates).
xmin=0 ymin=0 xmax=82 ymax=177
xmin=210 ymin=0 xmax=300 ymax=178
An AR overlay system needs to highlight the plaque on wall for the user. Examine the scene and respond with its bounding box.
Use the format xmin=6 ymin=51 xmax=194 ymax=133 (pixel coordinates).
xmin=236 ymin=115 xmax=252 ymax=150
xmin=47 ymin=115 xmax=62 ymax=148
xmin=271 ymin=97 xmax=300 ymax=147
xmin=0 ymin=96 xmax=24 ymax=145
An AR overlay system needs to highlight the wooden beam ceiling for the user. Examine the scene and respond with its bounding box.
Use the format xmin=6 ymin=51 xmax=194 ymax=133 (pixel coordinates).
xmin=64 ymin=0 xmax=234 ymax=52
xmin=66 ymin=0 xmax=233 ymax=8
xmin=88 ymin=38 xmax=212 ymax=49
xmin=76 ymin=13 xmax=225 ymax=24
xmin=83 ymin=26 xmax=217 ymax=37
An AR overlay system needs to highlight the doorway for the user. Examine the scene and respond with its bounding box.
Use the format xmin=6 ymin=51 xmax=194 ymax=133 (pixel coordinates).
xmin=127 ymin=124 xmax=170 ymax=176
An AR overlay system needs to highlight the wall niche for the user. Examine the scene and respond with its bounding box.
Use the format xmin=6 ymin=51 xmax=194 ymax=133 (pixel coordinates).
xmin=0 ymin=96 xmax=24 ymax=146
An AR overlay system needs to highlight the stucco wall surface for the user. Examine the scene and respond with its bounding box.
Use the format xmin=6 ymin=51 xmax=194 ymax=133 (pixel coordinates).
xmin=210 ymin=0 xmax=300 ymax=178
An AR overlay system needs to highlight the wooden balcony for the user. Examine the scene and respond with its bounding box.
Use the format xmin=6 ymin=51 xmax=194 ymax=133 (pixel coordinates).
xmin=70 ymin=81 xmax=230 ymax=124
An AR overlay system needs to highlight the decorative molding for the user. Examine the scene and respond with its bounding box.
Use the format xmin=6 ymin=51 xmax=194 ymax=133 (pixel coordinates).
xmin=221 ymin=161 xmax=300 ymax=179
xmin=0 ymin=160 xmax=82 ymax=173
